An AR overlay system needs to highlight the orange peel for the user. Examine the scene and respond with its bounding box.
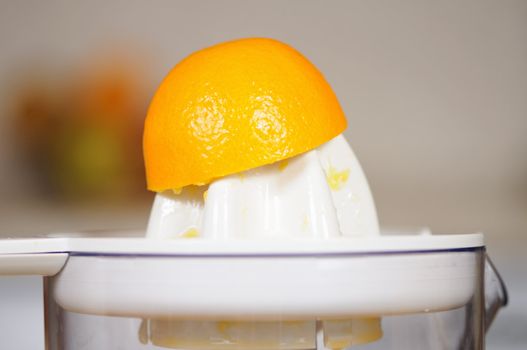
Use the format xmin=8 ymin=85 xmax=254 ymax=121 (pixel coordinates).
xmin=144 ymin=38 xmax=347 ymax=191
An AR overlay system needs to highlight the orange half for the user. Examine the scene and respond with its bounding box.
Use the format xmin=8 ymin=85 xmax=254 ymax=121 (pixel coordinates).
xmin=144 ymin=38 xmax=347 ymax=191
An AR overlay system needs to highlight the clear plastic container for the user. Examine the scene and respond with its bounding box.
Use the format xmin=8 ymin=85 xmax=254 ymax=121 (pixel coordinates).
xmin=34 ymin=237 xmax=506 ymax=350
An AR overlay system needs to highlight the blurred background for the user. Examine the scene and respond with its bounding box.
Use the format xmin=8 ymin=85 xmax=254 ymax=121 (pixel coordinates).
xmin=0 ymin=0 xmax=525 ymax=348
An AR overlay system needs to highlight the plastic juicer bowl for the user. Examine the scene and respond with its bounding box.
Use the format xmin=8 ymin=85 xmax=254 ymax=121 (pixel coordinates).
xmin=0 ymin=230 xmax=507 ymax=350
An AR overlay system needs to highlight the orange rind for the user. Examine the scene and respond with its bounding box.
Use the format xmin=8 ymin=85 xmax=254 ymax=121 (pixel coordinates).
xmin=144 ymin=38 xmax=347 ymax=191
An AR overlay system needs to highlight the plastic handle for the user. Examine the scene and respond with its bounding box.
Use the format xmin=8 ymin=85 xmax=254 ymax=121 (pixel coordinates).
xmin=484 ymin=253 xmax=508 ymax=332
xmin=0 ymin=253 xmax=68 ymax=276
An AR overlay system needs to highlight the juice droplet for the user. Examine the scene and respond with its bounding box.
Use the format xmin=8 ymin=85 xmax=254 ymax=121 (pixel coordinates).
xmin=326 ymin=166 xmax=350 ymax=191
xmin=172 ymin=188 xmax=182 ymax=195
xmin=180 ymin=228 xmax=200 ymax=238
xmin=278 ymin=159 xmax=289 ymax=171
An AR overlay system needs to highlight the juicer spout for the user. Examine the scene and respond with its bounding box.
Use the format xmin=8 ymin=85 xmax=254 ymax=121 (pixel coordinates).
xmin=484 ymin=253 xmax=508 ymax=332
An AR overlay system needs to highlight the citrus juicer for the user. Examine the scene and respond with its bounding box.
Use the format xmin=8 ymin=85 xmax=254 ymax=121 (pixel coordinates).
xmin=0 ymin=135 xmax=507 ymax=350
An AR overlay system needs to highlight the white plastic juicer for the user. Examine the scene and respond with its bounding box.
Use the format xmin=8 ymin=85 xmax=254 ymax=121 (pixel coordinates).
xmin=0 ymin=136 xmax=507 ymax=350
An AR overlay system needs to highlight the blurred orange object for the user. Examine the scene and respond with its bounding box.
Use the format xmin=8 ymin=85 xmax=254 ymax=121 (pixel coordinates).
xmin=13 ymin=51 xmax=148 ymax=201
xmin=144 ymin=38 xmax=347 ymax=191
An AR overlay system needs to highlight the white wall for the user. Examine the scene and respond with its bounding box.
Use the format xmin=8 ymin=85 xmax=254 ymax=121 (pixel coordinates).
xmin=1 ymin=0 xmax=526 ymax=204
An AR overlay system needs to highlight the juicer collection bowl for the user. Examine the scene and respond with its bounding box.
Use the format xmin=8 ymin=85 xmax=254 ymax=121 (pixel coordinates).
xmin=0 ymin=231 xmax=507 ymax=349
